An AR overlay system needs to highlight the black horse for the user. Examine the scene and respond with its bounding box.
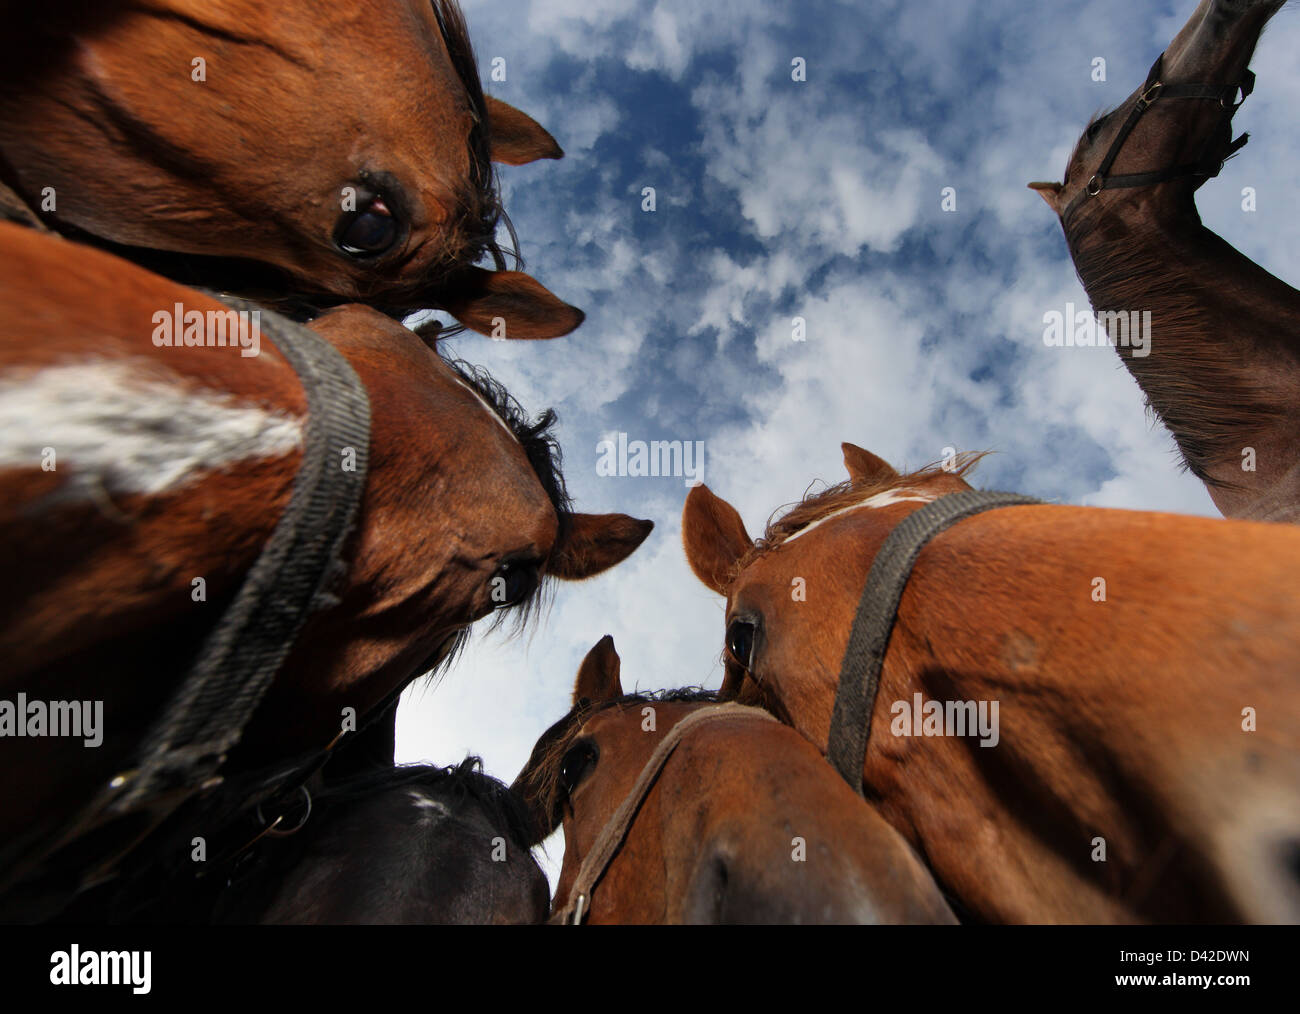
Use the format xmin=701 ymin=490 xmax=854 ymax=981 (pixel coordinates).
xmin=53 ymin=707 xmax=548 ymax=925
xmin=210 ymin=756 xmax=549 ymax=925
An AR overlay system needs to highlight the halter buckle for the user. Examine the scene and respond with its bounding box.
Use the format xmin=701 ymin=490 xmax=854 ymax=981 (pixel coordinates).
xmin=1140 ymin=80 xmax=1163 ymax=106
xmin=254 ymin=785 xmax=312 ymax=838
xmin=571 ymin=893 xmax=588 ymax=924
xmin=1085 ymin=175 xmax=1104 ymax=197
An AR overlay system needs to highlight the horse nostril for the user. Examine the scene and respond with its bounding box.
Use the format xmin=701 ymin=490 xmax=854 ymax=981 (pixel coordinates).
xmin=1284 ymin=838 xmax=1300 ymax=885
xmin=684 ymin=851 xmax=731 ymax=924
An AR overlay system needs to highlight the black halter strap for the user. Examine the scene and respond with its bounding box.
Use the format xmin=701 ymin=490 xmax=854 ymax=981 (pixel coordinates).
xmin=826 ymin=491 xmax=1042 ymax=792
xmin=1062 ymin=52 xmax=1255 ymax=224
xmin=0 ymin=297 xmax=372 ymax=911
xmin=103 ymin=296 xmax=369 ymax=818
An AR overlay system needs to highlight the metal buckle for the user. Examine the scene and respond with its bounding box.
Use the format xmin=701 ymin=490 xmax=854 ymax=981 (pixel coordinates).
xmin=254 ymin=785 xmax=312 ymax=838
xmin=1140 ymin=80 xmax=1163 ymax=106
xmin=570 ymin=893 xmax=588 ymax=924
xmin=1085 ymin=175 xmax=1104 ymax=197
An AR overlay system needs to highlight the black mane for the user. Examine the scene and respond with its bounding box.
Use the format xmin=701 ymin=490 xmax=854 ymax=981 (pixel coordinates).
xmin=429 ymin=0 xmax=520 ymax=280
xmin=316 ymin=756 xmax=536 ymax=850
xmin=440 ymin=355 xmax=574 ymax=630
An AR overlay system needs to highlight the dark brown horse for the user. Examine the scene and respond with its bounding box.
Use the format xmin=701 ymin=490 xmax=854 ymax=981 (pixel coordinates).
xmin=212 ymin=759 xmax=549 ymax=925
xmin=512 ymin=636 xmax=958 ymax=924
xmin=56 ymin=754 xmax=549 ymax=925
xmin=0 ymin=0 xmax=582 ymax=338
xmin=0 ymin=222 xmax=651 ymax=916
xmin=1031 ymin=0 xmax=1299 ymax=522
xmin=683 ymin=443 xmax=1300 ymax=923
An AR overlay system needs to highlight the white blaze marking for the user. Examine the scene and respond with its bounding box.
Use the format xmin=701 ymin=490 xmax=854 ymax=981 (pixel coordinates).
xmin=781 ymin=489 xmax=937 ymax=545
xmin=0 ymin=360 xmax=303 ymax=499
xmin=452 ymin=376 xmax=518 ymax=443
xmin=408 ymin=788 xmax=451 ymax=818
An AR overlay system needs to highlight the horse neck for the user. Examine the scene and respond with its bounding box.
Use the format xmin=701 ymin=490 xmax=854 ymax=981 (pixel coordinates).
xmin=859 ymin=504 xmax=1300 ymax=922
xmin=1067 ymin=211 xmax=1300 ymax=519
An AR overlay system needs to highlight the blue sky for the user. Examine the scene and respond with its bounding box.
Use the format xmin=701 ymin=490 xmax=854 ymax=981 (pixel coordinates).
xmin=397 ymin=0 xmax=1300 ymax=884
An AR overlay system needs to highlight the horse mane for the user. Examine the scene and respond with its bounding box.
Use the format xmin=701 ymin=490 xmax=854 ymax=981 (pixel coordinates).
xmin=440 ymin=355 xmax=573 ymax=629
xmin=317 ymin=756 xmax=536 ymax=850
xmin=428 ymin=0 xmax=519 ymax=281
xmin=515 ymin=688 xmax=723 ymax=840
xmin=732 ymin=453 xmax=987 ymax=577
xmin=1067 ymin=236 xmax=1284 ymax=487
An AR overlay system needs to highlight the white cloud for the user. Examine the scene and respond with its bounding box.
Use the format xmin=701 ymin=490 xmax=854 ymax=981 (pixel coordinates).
xmin=401 ymin=0 xmax=1298 ymax=898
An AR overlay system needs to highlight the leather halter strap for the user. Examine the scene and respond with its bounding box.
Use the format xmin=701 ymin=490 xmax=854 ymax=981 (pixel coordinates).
xmin=826 ymin=491 xmax=1042 ymax=792
xmin=1062 ymin=51 xmax=1255 ymax=225
xmin=550 ymin=702 xmax=778 ymax=925
xmin=1 ymin=297 xmax=372 ymax=908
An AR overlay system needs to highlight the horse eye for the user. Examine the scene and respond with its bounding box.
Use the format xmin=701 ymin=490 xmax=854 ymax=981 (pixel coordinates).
xmin=726 ymin=619 xmax=757 ymax=671
xmin=560 ymin=741 xmax=598 ymax=796
xmin=492 ymin=560 xmax=539 ymax=609
xmin=336 ymin=195 xmax=399 ymax=257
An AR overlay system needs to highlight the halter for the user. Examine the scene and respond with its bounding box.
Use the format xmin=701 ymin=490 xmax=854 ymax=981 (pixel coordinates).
xmin=0 ymin=296 xmax=373 ymax=914
xmin=1061 ymin=51 xmax=1255 ymax=226
xmin=826 ymin=491 xmax=1042 ymax=792
xmin=550 ymin=702 xmax=778 ymax=925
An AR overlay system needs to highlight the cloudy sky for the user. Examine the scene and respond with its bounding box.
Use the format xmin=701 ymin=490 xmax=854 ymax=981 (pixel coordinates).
xmin=397 ymin=0 xmax=1300 ymax=885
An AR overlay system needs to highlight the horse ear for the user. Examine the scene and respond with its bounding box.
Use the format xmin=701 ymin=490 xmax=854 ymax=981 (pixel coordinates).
xmin=484 ymin=95 xmax=564 ymax=165
xmin=549 ymin=514 xmax=653 ymax=581
xmin=573 ymin=635 xmax=623 ymax=705
xmin=440 ymin=267 xmax=584 ymax=340
xmin=842 ymin=443 xmax=899 ymax=485
xmin=681 ymin=485 xmax=752 ymax=596
xmin=1028 ymin=180 xmax=1064 ymax=215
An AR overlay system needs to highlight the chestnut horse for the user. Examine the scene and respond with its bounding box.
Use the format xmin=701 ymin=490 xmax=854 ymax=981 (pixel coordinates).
xmin=0 ymin=0 xmax=582 ymax=338
xmin=512 ymin=636 xmax=957 ymax=924
xmin=682 ymin=443 xmax=1300 ymax=923
xmin=1031 ymin=0 xmax=1300 ymax=522
xmin=0 ymin=222 xmax=650 ymax=918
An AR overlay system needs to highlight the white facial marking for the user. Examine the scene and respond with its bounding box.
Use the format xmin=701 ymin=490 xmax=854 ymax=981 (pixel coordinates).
xmin=452 ymin=376 xmax=518 ymax=443
xmin=781 ymin=489 xmax=937 ymax=545
xmin=0 ymin=360 xmax=303 ymax=499
xmin=407 ymin=788 xmax=451 ymax=819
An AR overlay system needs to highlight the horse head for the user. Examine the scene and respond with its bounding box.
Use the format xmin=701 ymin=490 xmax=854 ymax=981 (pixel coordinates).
xmin=0 ymin=0 xmax=582 ymax=336
xmin=510 ymin=635 xmax=957 ymax=924
xmin=1030 ymin=0 xmax=1285 ymax=248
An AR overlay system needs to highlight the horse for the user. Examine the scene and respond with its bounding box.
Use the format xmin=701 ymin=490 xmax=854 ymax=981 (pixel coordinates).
xmin=54 ymin=751 xmax=548 ymax=924
xmin=681 ymin=442 xmax=1300 ymax=923
xmin=217 ymin=759 xmax=547 ymax=925
xmin=511 ymin=636 xmax=958 ymax=924
xmin=0 ymin=0 xmax=582 ymax=338
xmin=0 ymin=221 xmax=651 ymax=918
xmin=187 ymin=758 xmax=546 ymax=925
xmin=1030 ymin=0 xmax=1300 ymax=522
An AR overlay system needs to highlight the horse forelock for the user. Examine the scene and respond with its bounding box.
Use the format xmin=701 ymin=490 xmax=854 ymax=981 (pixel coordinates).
xmin=731 ymin=453 xmax=987 ymax=578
